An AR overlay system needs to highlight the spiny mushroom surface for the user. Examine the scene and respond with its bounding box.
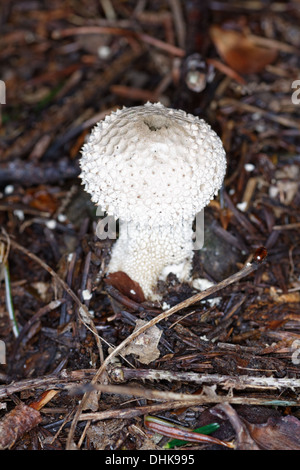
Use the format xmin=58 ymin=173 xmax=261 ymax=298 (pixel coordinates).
xmin=80 ymin=102 xmax=226 ymax=300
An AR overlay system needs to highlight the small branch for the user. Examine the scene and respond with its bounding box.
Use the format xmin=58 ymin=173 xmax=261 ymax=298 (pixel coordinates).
xmin=0 ymin=158 xmax=79 ymax=186
xmin=0 ymin=369 xmax=96 ymax=400
xmin=77 ymin=397 xmax=286 ymax=423
xmin=109 ymin=367 xmax=300 ymax=392
xmin=0 ymin=237 xmax=19 ymax=338
xmin=78 ymin=401 xmax=205 ymax=422
xmin=75 ymin=383 xmax=300 ymax=422
xmin=219 ymin=97 xmax=300 ymax=130
xmin=52 ymin=26 xmax=185 ymax=57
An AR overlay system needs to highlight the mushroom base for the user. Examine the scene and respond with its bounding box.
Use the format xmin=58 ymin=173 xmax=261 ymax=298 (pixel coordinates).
xmin=107 ymin=220 xmax=194 ymax=300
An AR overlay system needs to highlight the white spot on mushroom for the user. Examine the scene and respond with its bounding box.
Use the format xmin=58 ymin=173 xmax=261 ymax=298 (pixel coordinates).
xmin=82 ymin=289 xmax=93 ymax=301
xmin=46 ymin=219 xmax=57 ymax=230
xmin=244 ymin=163 xmax=255 ymax=172
xmin=57 ymin=214 xmax=67 ymax=223
xmin=13 ymin=210 xmax=25 ymax=221
xmin=236 ymin=201 xmax=248 ymax=212
xmin=4 ymin=185 xmax=14 ymax=195
xmin=192 ymin=278 xmax=221 ymax=306
xmin=162 ymin=302 xmax=171 ymax=310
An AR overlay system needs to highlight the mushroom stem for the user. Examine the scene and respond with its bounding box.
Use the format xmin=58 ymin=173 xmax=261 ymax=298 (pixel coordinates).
xmin=107 ymin=219 xmax=194 ymax=300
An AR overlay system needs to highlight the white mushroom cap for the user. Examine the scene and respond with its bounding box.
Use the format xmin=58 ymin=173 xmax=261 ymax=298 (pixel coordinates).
xmin=80 ymin=102 xmax=226 ymax=299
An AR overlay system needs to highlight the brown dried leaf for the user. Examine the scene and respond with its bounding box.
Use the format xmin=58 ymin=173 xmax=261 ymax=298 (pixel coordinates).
xmin=105 ymin=271 xmax=145 ymax=303
xmin=245 ymin=415 xmax=300 ymax=450
xmin=210 ymin=25 xmax=277 ymax=74
xmin=81 ymin=390 xmax=100 ymax=412
xmin=29 ymin=390 xmax=59 ymax=411
xmin=25 ymin=186 xmax=59 ymax=213
xmin=123 ymin=319 xmax=162 ymax=365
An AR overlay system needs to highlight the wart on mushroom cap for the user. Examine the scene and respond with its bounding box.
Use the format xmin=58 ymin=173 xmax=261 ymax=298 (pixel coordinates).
xmin=80 ymin=102 xmax=226 ymax=300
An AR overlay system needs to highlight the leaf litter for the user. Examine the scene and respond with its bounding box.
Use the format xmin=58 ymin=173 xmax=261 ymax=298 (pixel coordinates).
xmin=0 ymin=0 xmax=300 ymax=451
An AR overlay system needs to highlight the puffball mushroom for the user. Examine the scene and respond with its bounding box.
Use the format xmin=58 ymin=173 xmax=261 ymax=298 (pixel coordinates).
xmin=79 ymin=102 xmax=226 ymax=300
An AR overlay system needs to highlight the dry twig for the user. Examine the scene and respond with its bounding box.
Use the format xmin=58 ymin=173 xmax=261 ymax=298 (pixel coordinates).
xmin=108 ymin=367 xmax=300 ymax=392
